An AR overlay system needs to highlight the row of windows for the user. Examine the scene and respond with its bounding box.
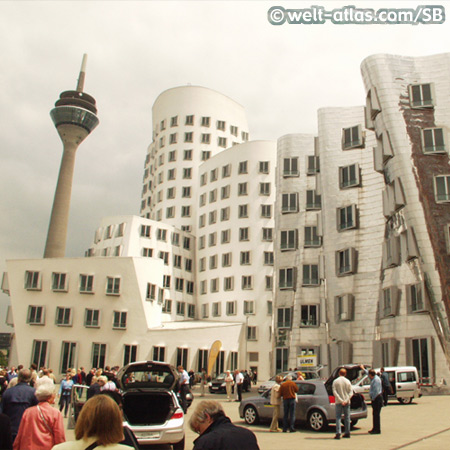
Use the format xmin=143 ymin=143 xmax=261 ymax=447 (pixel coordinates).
xmin=276 ymin=305 xmax=320 ymax=328
xmin=24 ymin=272 xmax=121 ymax=296
xmin=157 ymin=134 xmax=235 ymax=149
xmin=94 ymin=223 xmax=125 ymax=243
xmin=27 ymin=306 xmax=128 ymax=329
xmin=282 ymin=156 xmax=320 ymax=178
xmin=198 ymin=182 xmax=272 ymax=207
xmin=381 ymin=283 xmax=427 ymax=318
xmin=201 ymin=300 xmax=272 ymax=318
xmin=198 ymin=252 xmax=275 ymax=270
xmin=200 ymin=160 xmax=270 ymax=185
xmin=139 ymin=225 xmax=191 ymax=248
xmin=199 ymin=274 xmax=268 ymax=294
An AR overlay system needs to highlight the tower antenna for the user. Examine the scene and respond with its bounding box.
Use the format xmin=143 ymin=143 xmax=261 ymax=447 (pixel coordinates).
xmin=76 ymin=53 xmax=87 ymax=92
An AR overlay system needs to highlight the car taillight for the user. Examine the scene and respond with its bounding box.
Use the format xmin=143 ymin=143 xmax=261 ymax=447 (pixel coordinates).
xmin=328 ymin=395 xmax=335 ymax=404
xmin=171 ymin=411 xmax=184 ymax=420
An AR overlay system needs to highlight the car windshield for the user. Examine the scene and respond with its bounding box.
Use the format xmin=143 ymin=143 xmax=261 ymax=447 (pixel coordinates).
xmin=122 ymin=365 xmax=176 ymax=389
xmin=351 ymin=369 xmax=367 ymax=385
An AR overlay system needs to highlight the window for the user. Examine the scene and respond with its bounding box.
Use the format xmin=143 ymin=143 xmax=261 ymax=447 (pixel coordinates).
xmin=184 ymin=149 xmax=192 ymax=160
xmin=267 ymin=301 xmax=273 ymax=315
xmin=184 ymin=132 xmax=193 ymax=143
xmin=218 ymin=137 xmax=227 ymax=148
xmin=282 ymin=193 xmax=298 ymax=213
xmin=262 ymin=227 xmax=273 ymax=241
xmin=265 ymin=276 xmax=273 ymax=291
xmin=117 ymin=223 xmax=125 ymax=237
xmin=142 ymin=247 xmax=153 ymax=257
xmin=113 ymin=311 xmax=127 ymax=329
xmin=209 ymin=232 xmax=217 ymax=247
xmin=238 ymin=161 xmax=248 ymax=174
xmin=185 ymin=258 xmax=192 ymax=271
xmin=264 ymin=251 xmax=274 ymax=265
xmin=301 ymin=305 xmax=319 ymax=327
xmin=183 ymin=168 xmax=192 ymax=179
xmin=221 ymin=207 xmax=230 ymax=221
xmin=188 ymin=304 xmax=195 ymax=318
xmin=342 ymin=125 xmax=364 ymax=149
xmin=304 ymin=226 xmax=321 ymax=247
xmin=55 ymin=307 xmax=72 ymax=326
xmin=230 ymin=125 xmax=238 ymax=136
xmin=409 ymin=83 xmax=434 ymax=108
xmin=173 ymin=254 xmax=182 ymax=269
xmin=238 ymin=183 xmax=248 ymax=196
xmin=240 ymin=251 xmax=251 ymax=265
xmin=279 ymin=267 xmax=296 ymax=289
xmin=224 ymin=276 xmax=234 ymax=291
xmin=80 ymin=274 xmax=94 ymax=293
xmin=244 ymin=300 xmax=255 ymax=315
xmin=27 ymin=306 xmax=45 ymax=325
xmin=92 ymin=343 xmax=106 ymax=369
xmin=260 ymin=183 xmax=270 ymax=196
xmin=277 ymin=307 xmax=292 ymax=328
xmin=407 ymin=283 xmax=426 ymax=313
xmin=166 ymin=207 xmax=175 ymax=218
xmin=159 ymin=136 xmax=165 ymax=148
xmin=306 ymin=190 xmax=321 ymax=210
xmin=226 ymin=301 xmax=237 ymax=315
xmin=124 ymin=345 xmax=138 ymax=366
xmin=169 ymin=133 xmax=177 ymax=144
xmin=146 ymin=283 xmax=156 ymax=301
xmin=307 ymin=156 xmax=320 ymax=174
xmin=181 ymin=206 xmax=191 ymax=217
xmin=209 ymin=255 xmax=218 ymax=270
xmin=339 ymin=163 xmax=360 ymax=188
xmin=157 ymin=228 xmax=167 ymax=241
xmin=210 ymin=278 xmax=219 ymax=293
xmin=209 ymin=189 xmax=217 ymax=203
xmin=217 ymin=120 xmax=226 ymax=130
xmin=176 ymin=301 xmax=186 ymax=316
xmin=335 ymin=294 xmax=355 ymax=322
xmin=239 ymin=204 xmax=248 ymax=218
xmin=383 ymin=236 xmax=401 ymax=268
xmin=25 ymin=271 xmax=41 ymax=290
xmin=104 ymin=225 xmax=113 ymax=239
xmin=222 ymin=164 xmax=231 ymax=178
xmin=52 ymin=273 xmax=67 ymax=292
xmin=185 ymin=115 xmax=194 ymax=125
xmin=186 ymin=281 xmax=194 ymax=295
xmin=153 ymin=346 xmax=166 ymax=362
xmin=209 ymin=210 xmax=217 ymax=224
xmin=201 ymin=134 xmax=211 ymax=144
xmin=242 ymin=276 xmax=253 ymax=290
xmin=280 ymin=229 xmax=297 ymax=251
xmin=303 ymin=264 xmax=319 ymax=286
xmin=247 ymin=326 xmax=257 ymax=341
xmin=201 ymin=116 xmax=211 ymax=127
xmin=199 ymin=236 xmax=205 ymax=249
xmin=170 ymin=116 xmax=178 ymax=127
xmin=202 ymin=150 xmax=211 ymax=160
xmin=242 ymin=131 xmax=249 ymax=141
xmin=221 ymin=229 xmax=231 ymax=243
xmin=222 ymin=253 xmax=232 ymax=267
xmin=210 ymin=169 xmax=218 ymax=182
xmin=175 ymin=278 xmax=184 ymax=292
xmin=239 ymin=227 xmax=249 ymax=241
xmin=422 ymin=128 xmax=446 ymax=153
xmin=85 ymin=309 xmax=100 ymax=327
xmin=261 ymin=204 xmax=272 ymax=218
xmin=171 ymin=232 xmax=180 ymax=246
xmin=259 ymin=161 xmax=269 ymax=174
xmin=212 ymin=302 xmax=221 ymax=317
xmin=167 ymin=187 xmax=176 ymax=199
xmin=283 ymin=157 xmax=299 ymax=177
xmin=163 ymin=275 xmax=171 ymax=288
xmin=337 ymin=205 xmax=357 ymax=231
xmin=202 ymin=304 xmax=209 ymax=318
xmin=199 ymin=257 xmax=206 ymax=272
xmin=434 ymin=175 xmax=450 ymax=202
xmin=381 ymin=287 xmax=400 ymax=317
xmin=168 ymin=168 xmax=176 ymax=180
xmin=221 ymin=185 xmax=230 ymax=199
xmin=199 ymin=194 xmax=206 ymax=208
xmin=106 ymin=277 xmax=121 ymax=295
xmin=276 ymin=348 xmax=289 ymax=373
xmin=60 ymin=342 xmax=77 ymax=374
xmin=336 ymin=248 xmax=357 ymax=276
xmin=162 ymin=299 xmax=172 ymax=313
xmin=31 ymin=340 xmax=48 ymax=368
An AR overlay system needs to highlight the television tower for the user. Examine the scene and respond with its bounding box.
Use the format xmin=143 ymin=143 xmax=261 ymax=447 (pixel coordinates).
xmin=43 ymin=54 xmax=99 ymax=258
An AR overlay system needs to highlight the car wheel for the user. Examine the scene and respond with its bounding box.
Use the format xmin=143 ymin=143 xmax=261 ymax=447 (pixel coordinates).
xmin=350 ymin=419 xmax=358 ymax=428
xmin=398 ymin=397 xmax=413 ymax=404
xmin=172 ymin=437 xmax=185 ymax=450
xmin=244 ymin=405 xmax=260 ymax=425
xmin=308 ymin=409 xmax=327 ymax=431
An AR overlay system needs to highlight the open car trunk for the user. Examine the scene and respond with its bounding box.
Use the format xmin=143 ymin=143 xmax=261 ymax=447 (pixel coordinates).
xmin=350 ymin=392 xmax=365 ymax=409
xmin=122 ymin=391 xmax=175 ymax=426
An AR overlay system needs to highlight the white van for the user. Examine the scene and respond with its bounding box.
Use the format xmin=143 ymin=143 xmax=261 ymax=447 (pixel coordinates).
xmin=352 ymin=366 xmax=421 ymax=404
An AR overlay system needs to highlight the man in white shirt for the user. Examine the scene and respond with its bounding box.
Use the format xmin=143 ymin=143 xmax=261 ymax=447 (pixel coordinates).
xmin=332 ymin=368 xmax=353 ymax=439
xmin=178 ymin=365 xmax=190 ymax=412
xmin=234 ymin=370 xmax=244 ymax=402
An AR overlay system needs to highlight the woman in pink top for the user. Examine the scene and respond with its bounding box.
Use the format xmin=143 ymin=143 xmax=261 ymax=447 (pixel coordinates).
xmin=13 ymin=379 xmax=65 ymax=450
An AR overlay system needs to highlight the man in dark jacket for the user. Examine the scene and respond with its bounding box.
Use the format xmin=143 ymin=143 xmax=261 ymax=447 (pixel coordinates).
xmin=0 ymin=369 xmax=38 ymax=440
xmin=190 ymin=400 xmax=259 ymax=450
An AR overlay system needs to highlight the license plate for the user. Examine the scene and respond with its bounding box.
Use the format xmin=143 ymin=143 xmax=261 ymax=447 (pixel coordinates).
xmin=135 ymin=431 xmax=161 ymax=439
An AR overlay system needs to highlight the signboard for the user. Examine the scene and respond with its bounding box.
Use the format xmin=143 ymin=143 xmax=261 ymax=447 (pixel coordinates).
xmin=297 ymin=354 xmax=317 ymax=367
xmin=207 ymin=340 xmax=222 ymax=376
xmin=0 ymin=333 xmax=12 ymax=348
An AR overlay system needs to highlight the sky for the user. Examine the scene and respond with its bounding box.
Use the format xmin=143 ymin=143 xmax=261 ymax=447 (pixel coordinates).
xmin=1 ymin=0 xmax=449 ymax=320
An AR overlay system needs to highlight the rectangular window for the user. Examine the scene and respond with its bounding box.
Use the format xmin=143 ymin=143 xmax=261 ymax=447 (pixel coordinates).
xmin=230 ymin=125 xmax=238 ymax=136
xmin=199 ymin=194 xmax=206 ymax=207
xmin=247 ymin=326 xmax=257 ymax=341
xmin=335 ymin=294 xmax=354 ymax=322
xmin=169 ymin=133 xmax=177 ymax=144
xmin=186 ymin=281 xmax=194 ymax=295
xmin=184 ymin=132 xmax=193 ymax=143
xmin=167 ymin=187 xmax=176 ymax=199
xmin=217 ymin=120 xmax=226 ymax=131
xmin=60 ymin=342 xmax=77 ymax=374
xmin=209 ymin=189 xmax=217 ymax=203
xmin=240 ymin=251 xmax=251 ymax=265
xmin=342 ymin=125 xmax=364 ymax=149
xmin=31 ymin=340 xmax=48 ymax=368
xmin=168 ymin=150 xmax=177 ymax=162
xmin=259 ymin=161 xmax=269 ymax=174
xmin=261 ymin=204 xmax=272 ymax=218
xmin=201 ymin=116 xmax=211 ymax=127
xmin=265 ymin=276 xmax=273 ymax=291
xmin=336 ymin=248 xmax=357 ymax=276
xmin=184 ymin=149 xmax=192 ymax=160
xmin=181 ymin=206 xmax=191 ymax=217
xmin=262 ymin=227 xmax=273 ymax=241
xmin=176 ymin=301 xmax=186 ymax=316
xmin=222 ymin=164 xmax=231 ymax=178
xmin=435 ymin=175 xmax=450 ymax=202
xmin=276 ymin=347 xmax=289 ymax=373
xmin=222 ymin=253 xmax=232 ymax=267
xmin=210 ymin=278 xmax=219 ymax=293
xmin=123 ymin=345 xmax=138 ymax=366
xmin=27 ymin=306 xmax=45 ymax=325
xmin=304 ymin=226 xmax=321 ymax=247
xmin=264 ymin=251 xmax=274 ymax=265
xmin=171 ymin=232 xmax=180 ymax=246
xmin=337 ymin=205 xmax=357 ymax=231
xmin=55 ymin=307 xmax=72 ymax=326
xmin=282 ymin=193 xmax=298 ymax=213
xmin=199 ymin=236 xmax=205 ymax=249
xmin=220 ymin=207 xmax=230 ymax=221
xmin=146 ymin=283 xmax=156 ymax=301
xmin=339 ymin=163 xmax=360 ymax=188
xmin=221 ymin=185 xmax=230 ymax=199
xmin=175 ymin=278 xmax=184 ymax=292
xmin=166 ymin=207 xmax=175 ymax=218
xmin=201 ymin=134 xmax=211 ymax=144
xmin=85 ymin=309 xmax=100 ymax=327
xmin=170 ymin=116 xmax=178 ymax=127
xmin=209 ymin=255 xmax=218 ymax=270
xmin=307 ymin=156 xmax=320 ymax=175
xmin=113 ymin=311 xmax=127 ymax=329
xmin=52 ymin=273 xmax=67 ymax=292
xmin=185 ymin=257 xmax=193 ymax=271
xmin=407 ymin=283 xmax=426 ymax=313
xmin=238 ymin=182 xmax=248 ymax=196
xmin=221 ymin=229 xmax=231 ymax=243
xmin=422 ymin=128 xmax=446 ymax=153
xmin=173 ymin=254 xmax=182 ymax=268
xmin=306 ymin=190 xmax=321 ymax=210
xmin=80 ymin=274 xmax=94 ymax=293
xmin=242 ymin=275 xmax=253 ymax=290
xmin=153 ymin=346 xmax=166 ymax=362
xmin=162 ymin=299 xmax=172 ymax=313
xmin=279 ymin=267 xmax=296 ymax=289
xmin=244 ymin=300 xmax=255 ymax=315
xmin=301 ymin=305 xmax=319 ymax=327
xmin=239 ymin=227 xmax=249 ymax=241
xmin=183 ymin=168 xmax=192 ymax=179
xmin=238 ymin=204 xmax=248 ymax=218
xmin=106 ymin=277 xmax=121 ymax=295
xmin=242 ymin=131 xmax=249 ymax=141
xmin=260 ymin=183 xmax=270 ymax=196
xmin=223 ymin=276 xmax=234 ymax=291
xmin=187 ymin=304 xmax=195 ymax=318
xmin=202 ymin=303 xmax=209 ymax=318
xmin=212 ymin=302 xmax=221 ymax=317
xmin=267 ymin=300 xmax=273 ymax=315
xmin=226 ymin=301 xmax=237 ymax=315
xmin=283 ymin=157 xmax=299 ymax=177
xmin=280 ymin=229 xmax=297 ymax=250
xmin=209 ymin=210 xmax=217 ymax=224
xmin=168 ymin=168 xmax=176 ymax=180
xmin=409 ymin=83 xmax=434 ymax=108
xmin=303 ymin=264 xmax=319 ymax=286
xmin=163 ymin=275 xmax=171 ymax=288
xmin=92 ymin=343 xmax=106 ymax=369
xmin=210 ymin=169 xmax=218 ymax=182
xmin=209 ymin=232 xmax=217 ymax=247
xmin=277 ymin=307 xmax=292 ymax=328
xmin=238 ymin=161 xmax=248 ymax=174
xmin=218 ymin=137 xmax=227 ymax=148
xmin=24 ymin=271 xmax=41 ymax=290
xmin=157 ymin=228 xmax=167 ymax=241
xmin=185 ymin=115 xmax=194 ymax=126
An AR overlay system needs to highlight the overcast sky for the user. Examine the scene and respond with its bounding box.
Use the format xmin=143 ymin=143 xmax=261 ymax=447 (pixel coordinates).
xmin=1 ymin=0 xmax=450 ymax=317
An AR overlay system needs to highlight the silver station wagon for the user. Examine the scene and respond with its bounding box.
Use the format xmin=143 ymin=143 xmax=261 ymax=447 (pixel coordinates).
xmin=240 ymin=370 xmax=367 ymax=431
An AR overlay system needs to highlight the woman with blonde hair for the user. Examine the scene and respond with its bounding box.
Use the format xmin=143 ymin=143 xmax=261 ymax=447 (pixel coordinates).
xmin=13 ymin=379 xmax=65 ymax=450
xmin=269 ymin=375 xmax=283 ymax=432
xmin=52 ymin=394 xmax=133 ymax=449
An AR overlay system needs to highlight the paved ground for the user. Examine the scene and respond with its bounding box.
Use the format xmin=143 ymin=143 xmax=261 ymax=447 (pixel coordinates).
xmin=63 ymin=387 xmax=450 ymax=449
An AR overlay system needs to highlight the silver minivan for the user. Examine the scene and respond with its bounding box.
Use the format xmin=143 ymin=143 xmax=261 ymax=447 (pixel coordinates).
xmin=352 ymin=366 xmax=421 ymax=404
